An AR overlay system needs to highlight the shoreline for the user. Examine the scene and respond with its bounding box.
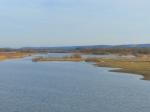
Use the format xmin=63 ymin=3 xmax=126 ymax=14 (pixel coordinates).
xmin=32 ymin=57 xmax=85 ymax=62
xmin=32 ymin=55 xmax=150 ymax=80
xmin=92 ymin=58 xmax=150 ymax=80
xmin=0 ymin=52 xmax=32 ymax=61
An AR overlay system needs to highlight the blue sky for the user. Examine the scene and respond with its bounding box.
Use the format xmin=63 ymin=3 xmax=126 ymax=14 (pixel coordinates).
xmin=0 ymin=0 xmax=149 ymax=47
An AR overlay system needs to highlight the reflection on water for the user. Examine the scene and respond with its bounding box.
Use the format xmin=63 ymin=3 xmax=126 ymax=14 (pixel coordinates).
xmin=0 ymin=54 xmax=149 ymax=112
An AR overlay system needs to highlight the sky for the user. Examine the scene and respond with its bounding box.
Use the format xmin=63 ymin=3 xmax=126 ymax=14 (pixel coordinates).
xmin=0 ymin=0 xmax=150 ymax=47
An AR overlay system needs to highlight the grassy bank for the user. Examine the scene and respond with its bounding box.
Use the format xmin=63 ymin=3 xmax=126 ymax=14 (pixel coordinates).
xmin=0 ymin=52 xmax=31 ymax=61
xmin=32 ymin=53 xmax=85 ymax=62
xmin=85 ymin=57 xmax=150 ymax=80
xmin=32 ymin=57 xmax=85 ymax=62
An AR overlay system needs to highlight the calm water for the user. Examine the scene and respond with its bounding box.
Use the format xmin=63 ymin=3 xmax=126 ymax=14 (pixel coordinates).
xmin=0 ymin=56 xmax=150 ymax=112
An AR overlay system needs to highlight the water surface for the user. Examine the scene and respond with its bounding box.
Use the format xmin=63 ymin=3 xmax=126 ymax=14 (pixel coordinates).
xmin=0 ymin=57 xmax=149 ymax=112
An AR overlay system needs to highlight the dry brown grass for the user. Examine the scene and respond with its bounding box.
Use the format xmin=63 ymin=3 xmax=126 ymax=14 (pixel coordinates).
xmin=32 ymin=57 xmax=85 ymax=62
xmin=0 ymin=52 xmax=31 ymax=61
xmin=92 ymin=57 xmax=150 ymax=80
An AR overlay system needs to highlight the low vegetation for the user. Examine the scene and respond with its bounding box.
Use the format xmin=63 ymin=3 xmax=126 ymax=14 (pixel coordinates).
xmin=0 ymin=52 xmax=31 ymax=61
xmin=32 ymin=54 xmax=84 ymax=62
xmin=85 ymin=57 xmax=150 ymax=80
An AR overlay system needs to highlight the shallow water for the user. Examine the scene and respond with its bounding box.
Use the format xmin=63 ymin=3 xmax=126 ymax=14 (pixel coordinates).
xmin=0 ymin=57 xmax=150 ymax=112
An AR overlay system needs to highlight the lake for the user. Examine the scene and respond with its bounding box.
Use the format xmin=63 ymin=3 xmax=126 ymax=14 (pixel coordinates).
xmin=0 ymin=55 xmax=150 ymax=112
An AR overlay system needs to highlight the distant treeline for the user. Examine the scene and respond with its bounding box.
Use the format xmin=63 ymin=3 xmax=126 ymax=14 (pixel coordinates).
xmin=75 ymin=48 xmax=150 ymax=55
xmin=0 ymin=48 xmax=150 ymax=55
